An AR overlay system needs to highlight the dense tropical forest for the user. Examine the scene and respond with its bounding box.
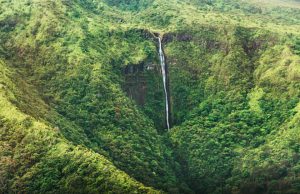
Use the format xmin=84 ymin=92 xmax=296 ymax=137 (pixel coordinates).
xmin=0 ymin=0 xmax=300 ymax=193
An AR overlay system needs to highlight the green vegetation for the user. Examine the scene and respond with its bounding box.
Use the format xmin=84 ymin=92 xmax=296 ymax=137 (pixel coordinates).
xmin=0 ymin=59 xmax=159 ymax=193
xmin=0 ymin=0 xmax=300 ymax=193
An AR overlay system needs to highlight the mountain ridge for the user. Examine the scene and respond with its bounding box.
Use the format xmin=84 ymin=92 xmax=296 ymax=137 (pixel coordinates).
xmin=0 ymin=0 xmax=300 ymax=193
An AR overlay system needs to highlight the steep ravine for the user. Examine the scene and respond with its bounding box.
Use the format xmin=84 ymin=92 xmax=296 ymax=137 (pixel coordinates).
xmin=1 ymin=0 xmax=300 ymax=194
xmin=122 ymin=32 xmax=173 ymax=131
xmin=121 ymin=27 xmax=300 ymax=193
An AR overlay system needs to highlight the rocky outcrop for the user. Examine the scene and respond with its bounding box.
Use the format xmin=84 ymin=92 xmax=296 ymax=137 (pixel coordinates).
xmin=122 ymin=62 xmax=158 ymax=106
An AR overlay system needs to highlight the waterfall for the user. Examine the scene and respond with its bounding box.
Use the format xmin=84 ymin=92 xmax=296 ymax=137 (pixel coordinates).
xmin=158 ymin=37 xmax=170 ymax=131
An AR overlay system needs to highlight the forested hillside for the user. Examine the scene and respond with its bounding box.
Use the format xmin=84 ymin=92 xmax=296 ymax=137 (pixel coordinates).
xmin=0 ymin=0 xmax=299 ymax=193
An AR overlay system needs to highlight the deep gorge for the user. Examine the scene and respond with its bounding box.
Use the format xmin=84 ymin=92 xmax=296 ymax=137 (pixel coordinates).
xmin=0 ymin=0 xmax=300 ymax=194
xmin=122 ymin=33 xmax=172 ymax=131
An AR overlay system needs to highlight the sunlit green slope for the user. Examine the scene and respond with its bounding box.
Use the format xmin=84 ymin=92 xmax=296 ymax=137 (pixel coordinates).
xmin=0 ymin=0 xmax=300 ymax=193
xmin=0 ymin=0 xmax=178 ymax=193
xmin=0 ymin=59 xmax=160 ymax=193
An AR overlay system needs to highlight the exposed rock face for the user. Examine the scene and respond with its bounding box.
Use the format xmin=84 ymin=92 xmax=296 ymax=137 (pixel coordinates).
xmin=163 ymin=32 xmax=193 ymax=43
xmin=123 ymin=63 xmax=147 ymax=106
xmin=122 ymin=62 xmax=158 ymax=106
xmin=122 ymin=32 xmax=172 ymax=130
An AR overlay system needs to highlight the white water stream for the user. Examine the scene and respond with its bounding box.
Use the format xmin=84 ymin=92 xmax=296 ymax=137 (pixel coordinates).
xmin=158 ymin=37 xmax=170 ymax=131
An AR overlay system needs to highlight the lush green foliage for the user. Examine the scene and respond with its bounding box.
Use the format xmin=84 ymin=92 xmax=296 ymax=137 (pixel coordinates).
xmin=0 ymin=59 xmax=159 ymax=193
xmin=166 ymin=21 xmax=300 ymax=194
xmin=0 ymin=0 xmax=300 ymax=193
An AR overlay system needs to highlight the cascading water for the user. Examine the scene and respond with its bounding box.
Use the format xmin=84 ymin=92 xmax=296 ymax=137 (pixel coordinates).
xmin=158 ymin=37 xmax=170 ymax=131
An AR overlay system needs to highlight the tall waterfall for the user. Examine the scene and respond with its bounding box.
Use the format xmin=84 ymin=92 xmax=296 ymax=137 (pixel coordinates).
xmin=158 ymin=37 xmax=170 ymax=131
